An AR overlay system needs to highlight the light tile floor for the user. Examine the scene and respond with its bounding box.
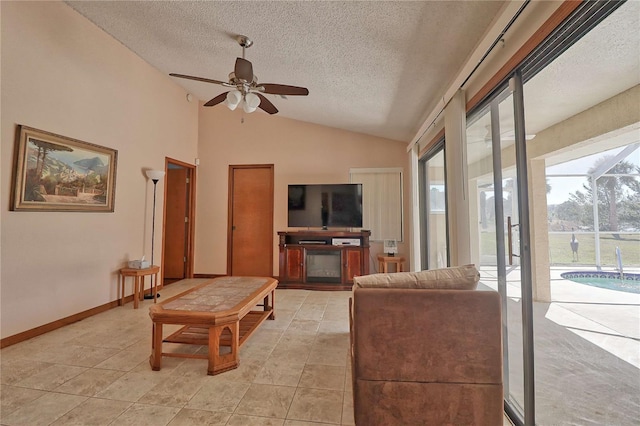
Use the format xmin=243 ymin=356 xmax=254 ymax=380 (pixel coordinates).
xmin=1 ymin=279 xmax=513 ymax=425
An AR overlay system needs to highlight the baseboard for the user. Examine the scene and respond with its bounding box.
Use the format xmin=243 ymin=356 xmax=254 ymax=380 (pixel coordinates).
xmin=1 ymin=276 xmax=279 ymax=348
xmin=0 ymin=287 xmax=163 ymax=349
xmin=1 ymin=299 xmax=120 ymax=348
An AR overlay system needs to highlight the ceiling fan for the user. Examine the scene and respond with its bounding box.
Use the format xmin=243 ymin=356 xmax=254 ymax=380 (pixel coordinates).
xmin=170 ymin=35 xmax=309 ymax=115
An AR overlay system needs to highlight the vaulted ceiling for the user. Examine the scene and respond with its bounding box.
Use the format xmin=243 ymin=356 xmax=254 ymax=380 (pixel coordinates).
xmin=66 ymin=1 xmax=506 ymax=142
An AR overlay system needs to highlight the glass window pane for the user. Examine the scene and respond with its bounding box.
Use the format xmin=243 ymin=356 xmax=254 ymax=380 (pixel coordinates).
xmin=467 ymin=95 xmax=527 ymax=418
xmin=424 ymin=149 xmax=447 ymax=268
xmin=525 ymin=1 xmax=640 ymax=423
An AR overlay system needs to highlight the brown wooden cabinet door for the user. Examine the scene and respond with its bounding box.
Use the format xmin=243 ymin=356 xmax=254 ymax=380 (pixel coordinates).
xmin=343 ymin=248 xmax=363 ymax=284
xmin=285 ymin=247 xmax=304 ymax=282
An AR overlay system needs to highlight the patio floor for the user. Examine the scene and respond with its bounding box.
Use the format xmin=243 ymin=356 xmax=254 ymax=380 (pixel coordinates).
xmin=479 ymin=266 xmax=640 ymax=425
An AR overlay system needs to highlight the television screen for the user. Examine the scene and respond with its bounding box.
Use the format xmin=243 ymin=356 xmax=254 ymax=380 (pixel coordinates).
xmin=288 ymin=184 xmax=363 ymax=228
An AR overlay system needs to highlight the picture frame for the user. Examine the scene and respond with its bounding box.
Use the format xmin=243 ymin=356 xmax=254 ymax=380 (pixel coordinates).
xmin=11 ymin=125 xmax=118 ymax=212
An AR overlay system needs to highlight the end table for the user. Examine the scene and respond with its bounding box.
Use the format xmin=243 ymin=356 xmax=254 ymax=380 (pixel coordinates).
xmin=119 ymin=265 xmax=160 ymax=308
xmin=377 ymin=255 xmax=405 ymax=273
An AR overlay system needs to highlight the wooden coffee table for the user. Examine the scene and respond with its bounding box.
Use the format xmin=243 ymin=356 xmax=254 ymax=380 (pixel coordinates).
xmin=148 ymin=276 xmax=277 ymax=375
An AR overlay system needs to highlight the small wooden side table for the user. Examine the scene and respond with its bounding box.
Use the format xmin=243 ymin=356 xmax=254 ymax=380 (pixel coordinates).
xmin=377 ymin=255 xmax=405 ymax=273
xmin=119 ymin=265 xmax=160 ymax=309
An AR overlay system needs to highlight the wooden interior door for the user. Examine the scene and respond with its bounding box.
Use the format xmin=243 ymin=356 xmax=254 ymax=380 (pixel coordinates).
xmin=228 ymin=165 xmax=274 ymax=277
xmin=163 ymin=161 xmax=195 ymax=281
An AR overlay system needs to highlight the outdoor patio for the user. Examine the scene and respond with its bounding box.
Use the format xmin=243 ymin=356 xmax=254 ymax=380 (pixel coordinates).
xmin=479 ymin=266 xmax=640 ymax=425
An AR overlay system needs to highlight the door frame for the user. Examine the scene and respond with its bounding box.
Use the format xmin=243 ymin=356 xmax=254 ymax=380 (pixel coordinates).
xmin=226 ymin=164 xmax=274 ymax=276
xmin=162 ymin=157 xmax=197 ymax=281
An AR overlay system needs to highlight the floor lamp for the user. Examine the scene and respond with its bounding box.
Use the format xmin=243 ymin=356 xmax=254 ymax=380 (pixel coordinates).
xmin=145 ymin=169 xmax=165 ymax=299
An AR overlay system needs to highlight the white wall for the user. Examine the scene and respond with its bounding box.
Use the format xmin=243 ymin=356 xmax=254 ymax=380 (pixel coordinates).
xmin=0 ymin=2 xmax=198 ymax=338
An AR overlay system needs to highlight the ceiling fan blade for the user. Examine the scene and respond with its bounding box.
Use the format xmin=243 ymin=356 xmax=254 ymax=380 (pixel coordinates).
xmin=234 ymin=58 xmax=253 ymax=83
xmin=169 ymin=73 xmax=227 ymax=86
xmin=256 ymin=93 xmax=278 ymax=115
xmin=204 ymin=92 xmax=229 ymax=107
xmin=260 ymin=84 xmax=309 ymax=96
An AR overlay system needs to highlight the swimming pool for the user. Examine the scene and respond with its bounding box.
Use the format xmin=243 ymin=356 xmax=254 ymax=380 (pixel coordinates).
xmin=560 ymin=271 xmax=640 ymax=294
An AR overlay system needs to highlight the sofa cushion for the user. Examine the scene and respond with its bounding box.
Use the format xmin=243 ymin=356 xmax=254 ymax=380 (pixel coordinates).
xmin=353 ymin=264 xmax=479 ymax=290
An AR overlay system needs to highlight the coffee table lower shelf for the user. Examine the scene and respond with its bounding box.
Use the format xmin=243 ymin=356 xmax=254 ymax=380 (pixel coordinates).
xmin=163 ymin=310 xmax=271 ymax=347
xmin=153 ymin=310 xmax=273 ymax=375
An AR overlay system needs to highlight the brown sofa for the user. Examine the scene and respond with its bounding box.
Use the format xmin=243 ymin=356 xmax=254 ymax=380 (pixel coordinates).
xmin=349 ymin=265 xmax=503 ymax=425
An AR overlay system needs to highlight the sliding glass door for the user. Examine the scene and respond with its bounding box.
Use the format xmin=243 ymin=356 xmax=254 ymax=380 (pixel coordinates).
xmin=467 ymin=76 xmax=534 ymax=423
xmin=415 ymin=3 xmax=636 ymax=423
xmin=465 ymin=2 xmax=638 ymax=423
xmin=519 ymin=2 xmax=640 ymax=423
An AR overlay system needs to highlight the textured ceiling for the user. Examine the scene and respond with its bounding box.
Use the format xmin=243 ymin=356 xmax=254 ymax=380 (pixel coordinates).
xmin=65 ymin=1 xmax=505 ymax=142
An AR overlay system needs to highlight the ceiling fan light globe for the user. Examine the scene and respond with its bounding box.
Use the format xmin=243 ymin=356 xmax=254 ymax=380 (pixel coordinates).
xmin=243 ymin=103 xmax=258 ymax=113
xmin=245 ymin=92 xmax=260 ymax=108
xmin=225 ymin=90 xmax=242 ymax=110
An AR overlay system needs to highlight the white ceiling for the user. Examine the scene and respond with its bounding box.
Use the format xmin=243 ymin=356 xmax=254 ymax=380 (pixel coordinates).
xmin=65 ymin=0 xmax=506 ymax=143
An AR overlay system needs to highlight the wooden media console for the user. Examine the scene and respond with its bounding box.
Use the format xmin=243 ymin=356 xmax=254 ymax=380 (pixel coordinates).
xmin=278 ymin=230 xmax=370 ymax=290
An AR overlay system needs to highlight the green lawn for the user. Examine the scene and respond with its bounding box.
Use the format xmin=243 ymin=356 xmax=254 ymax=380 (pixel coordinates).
xmin=548 ymin=233 xmax=639 ymax=267
xmin=479 ymin=231 xmax=640 ymax=267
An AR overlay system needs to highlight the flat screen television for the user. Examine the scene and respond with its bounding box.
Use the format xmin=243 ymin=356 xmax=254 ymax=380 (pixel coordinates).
xmin=288 ymin=184 xmax=363 ymax=228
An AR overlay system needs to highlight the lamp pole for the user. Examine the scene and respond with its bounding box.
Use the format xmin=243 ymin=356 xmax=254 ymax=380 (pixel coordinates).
xmin=145 ymin=170 xmax=165 ymax=299
xmin=151 ymin=178 xmax=159 ymax=268
xmin=144 ymin=177 xmax=160 ymax=300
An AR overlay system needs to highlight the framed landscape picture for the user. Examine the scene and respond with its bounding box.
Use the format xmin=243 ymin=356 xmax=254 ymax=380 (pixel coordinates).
xmin=11 ymin=125 xmax=117 ymax=212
